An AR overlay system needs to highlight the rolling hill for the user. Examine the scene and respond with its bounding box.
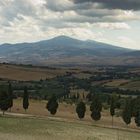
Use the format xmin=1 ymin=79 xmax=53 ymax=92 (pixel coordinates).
xmin=0 ymin=36 xmax=139 ymax=66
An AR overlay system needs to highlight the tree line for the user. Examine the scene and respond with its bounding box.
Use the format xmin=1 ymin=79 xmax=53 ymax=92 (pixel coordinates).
xmin=0 ymin=84 xmax=140 ymax=127
xmin=0 ymin=84 xmax=29 ymax=114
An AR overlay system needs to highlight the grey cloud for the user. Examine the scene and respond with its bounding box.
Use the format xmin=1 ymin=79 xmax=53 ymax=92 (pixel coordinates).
xmin=76 ymin=9 xmax=123 ymax=18
xmin=45 ymin=0 xmax=139 ymax=24
xmin=0 ymin=0 xmax=138 ymax=32
xmin=0 ymin=0 xmax=37 ymax=22
xmin=73 ymin=0 xmax=140 ymax=11
xmin=45 ymin=0 xmax=94 ymax=12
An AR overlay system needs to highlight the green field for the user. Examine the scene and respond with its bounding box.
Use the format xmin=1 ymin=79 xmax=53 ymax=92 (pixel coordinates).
xmin=0 ymin=116 xmax=140 ymax=140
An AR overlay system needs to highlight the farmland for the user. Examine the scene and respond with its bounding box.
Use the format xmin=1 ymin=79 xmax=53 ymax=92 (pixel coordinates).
xmin=0 ymin=64 xmax=79 ymax=81
xmin=0 ymin=63 xmax=140 ymax=140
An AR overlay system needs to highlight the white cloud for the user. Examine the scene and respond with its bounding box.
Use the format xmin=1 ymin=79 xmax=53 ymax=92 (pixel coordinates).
xmin=46 ymin=27 xmax=103 ymax=40
xmin=95 ymin=22 xmax=130 ymax=30
xmin=0 ymin=0 xmax=139 ymax=49
xmin=118 ymin=36 xmax=138 ymax=49
xmin=118 ymin=36 xmax=135 ymax=44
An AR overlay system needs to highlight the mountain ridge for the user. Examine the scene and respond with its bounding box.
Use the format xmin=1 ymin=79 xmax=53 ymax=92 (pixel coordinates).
xmin=0 ymin=36 xmax=139 ymax=66
xmin=0 ymin=35 xmax=132 ymax=50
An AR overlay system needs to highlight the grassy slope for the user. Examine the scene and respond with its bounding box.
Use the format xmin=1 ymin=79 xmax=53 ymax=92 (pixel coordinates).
xmin=0 ymin=116 xmax=140 ymax=140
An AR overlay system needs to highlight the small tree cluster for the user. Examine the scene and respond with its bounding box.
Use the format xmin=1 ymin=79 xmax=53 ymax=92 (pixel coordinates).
xmin=0 ymin=83 xmax=13 ymax=115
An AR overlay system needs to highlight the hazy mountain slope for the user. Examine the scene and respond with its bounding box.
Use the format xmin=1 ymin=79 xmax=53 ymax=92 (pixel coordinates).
xmin=0 ymin=36 xmax=139 ymax=66
xmin=122 ymin=51 xmax=140 ymax=57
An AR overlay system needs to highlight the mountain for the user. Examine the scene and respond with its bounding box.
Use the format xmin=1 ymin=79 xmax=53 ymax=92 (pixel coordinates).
xmin=0 ymin=36 xmax=139 ymax=66
xmin=122 ymin=51 xmax=140 ymax=57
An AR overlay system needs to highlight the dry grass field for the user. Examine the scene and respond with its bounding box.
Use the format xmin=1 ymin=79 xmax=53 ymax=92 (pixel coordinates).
xmin=104 ymin=79 xmax=130 ymax=87
xmin=120 ymin=81 xmax=140 ymax=90
xmin=0 ymin=64 xmax=79 ymax=81
xmin=104 ymin=79 xmax=140 ymax=90
xmin=73 ymin=73 xmax=92 ymax=79
xmin=0 ymin=115 xmax=140 ymax=140
xmin=0 ymin=63 xmax=99 ymax=81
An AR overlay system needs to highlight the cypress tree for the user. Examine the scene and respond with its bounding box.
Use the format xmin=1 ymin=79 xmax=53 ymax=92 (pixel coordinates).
xmin=134 ymin=96 xmax=140 ymax=127
xmin=76 ymin=101 xmax=86 ymax=119
xmin=23 ymin=86 xmax=29 ymax=112
xmin=46 ymin=95 xmax=58 ymax=115
xmin=82 ymin=93 xmax=85 ymax=99
xmin=135 ymin=110 xmax=140 ymax=127
xmin=0 ymin=91 xmax=10 ymax=115
xmin=8 ymin=82 xmax=13 ymax=111
xmin=90 ymin=94 xmax=102 ymax=121
xmin=76 ymin=93 xmax=80 ymax=100
xmin=131 ymin=96 xmax=140 ymax=117
xmin=131 ymin=98 xmax=136 ymax=117
xmin=122 ymin=99 xmax=132 ymax=125
xmin=86 ymin=93 xmax=92 ymax=101
xmin=110 ymin=96 xmax=115 ymax=127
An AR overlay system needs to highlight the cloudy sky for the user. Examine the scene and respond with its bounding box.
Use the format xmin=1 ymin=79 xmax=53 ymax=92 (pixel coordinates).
xmin=0 ymin=0 xmax=140 ymax=49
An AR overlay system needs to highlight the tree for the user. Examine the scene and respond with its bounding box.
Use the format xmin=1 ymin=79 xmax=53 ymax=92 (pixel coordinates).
xmin=46 ymin=95 xmax=58 ymax=115
xmin=82 ymin=93 xmax=85 ymax=99
xmin=134 ymin=96 xmax=140 ymax=127
xmin=76 ymin=101 xmax=86 ymax=119
xmin=131 ymin=96 xmax=140 ymax=117
xmin=110 ymin=96 xmax=115 ymax=127
xmin=122 ymin=99 xmax=132 ymax=125
xmin=107 ymin=95 xmax=111 ymax=105
xmin=86 ymin=93 xmax=93 ymax=101
xmin=0 ymin=91 xmax=10 ymax=115
xmin=90 ymin=94 xmax=102 ymax=121
xmin=8 ymin=82 xmax=13 ymax=111
xmin=23 ymin=86 xmax=29 ymax=112
xmin=135 ymin=110 xmax=140 ymax=127
xmin=76 ymin=93 xmax=80 ymax=100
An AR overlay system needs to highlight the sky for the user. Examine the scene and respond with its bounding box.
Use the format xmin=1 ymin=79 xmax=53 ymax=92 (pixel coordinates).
xmin=0 ymin=0 xmax=140 ymax=50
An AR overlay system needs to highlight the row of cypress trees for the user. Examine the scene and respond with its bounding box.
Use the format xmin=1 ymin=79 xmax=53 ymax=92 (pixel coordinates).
xmin=76 ymin=95 xmax=140 ymax=127
xmin=0 ymin=84 xmax=140 ymax=127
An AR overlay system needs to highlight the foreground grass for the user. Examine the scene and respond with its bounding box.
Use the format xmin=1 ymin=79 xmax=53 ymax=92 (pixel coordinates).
xmin=0 ymin=116 xmax=140 ymax=140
